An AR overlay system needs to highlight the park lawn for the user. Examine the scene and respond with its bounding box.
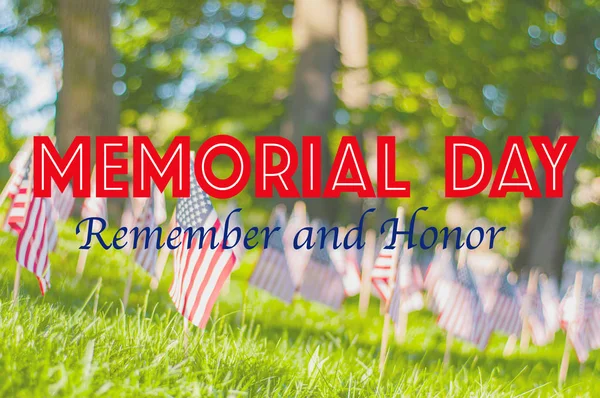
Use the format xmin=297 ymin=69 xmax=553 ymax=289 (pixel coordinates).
xmin=0 ymin=222 xmax=598 ymax=397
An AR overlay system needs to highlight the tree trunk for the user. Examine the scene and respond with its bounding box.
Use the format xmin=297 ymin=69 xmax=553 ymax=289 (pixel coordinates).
xmin=56 ymin=0 xmax=118 ymax=159
xmin=515 ymin=102 xmax=600 ymax=280
xmin=282 ymin=0 xmax=340 ymax=223
xmin=338 ymin=0 xmax=376 ymax=226
xmin=339 ymin=0 xmax=369 ymax=111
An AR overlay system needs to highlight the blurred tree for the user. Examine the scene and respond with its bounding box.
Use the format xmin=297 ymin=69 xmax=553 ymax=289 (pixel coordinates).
xmin=281 ymin=0 xmax=339 ymax=223
xmin=339 ymin=0 xmax=369 ymax=112
xmin=55 ymin=0 xmax=118 ymax=158
xmin=339 ymin=0 xmax=375 ymax=224
xmin=366 ymin=0 xmax=599 ymax=277
xmin=508 ymin=2 xmax=600 ymax=279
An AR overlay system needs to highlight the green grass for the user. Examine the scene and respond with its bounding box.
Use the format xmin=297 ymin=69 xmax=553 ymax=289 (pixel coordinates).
xmin=1 ymin=222 xmax=599 ymax=397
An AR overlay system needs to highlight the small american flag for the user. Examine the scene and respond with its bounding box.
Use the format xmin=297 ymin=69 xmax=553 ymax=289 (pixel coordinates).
xmin=559 ymin=286 xmax=592 ymax=363
xmin=371 ymin=227 xmax=402 ymax=303
xmin=588 ymin=290 xmax=600 ymax=351
xmin=133 ymin=191 xmax=160 ymax=277
xmin=11 ymin=161 xmax=56 ymax=295
xmin=437 ymin=264 xmax=491 ymax=350
xmin=389 ymin=246 xmax=424 ymax=323
xmin=473 ymin=272 xmax=501 ymax=312
xmin=249 ymin=207 xmax=295 ymax=303
xmin=525 ymin=290 xmax=554 ymax=346
xmin=169 ymin=160 xmax=237 ymax=328
xmin=539 ymin=277 xmax=561 ymax=338
xmin=298 ymin=223 xmax=346 ymax=310
xmin=328 ymin=239 xmax=361 ymax=297
xmin=5 ymin=155 xmax=58 ymax=252
xmin=6 ymin=156 xmax=34 ymax=234
xmin=488 ymin=272 xmax=522 ymax=336
xmin=82 ymin=169 xmax=107 ymax=231
xmin=4 ymin=149 xmax=32 ymax=211
xmin=282 ymin=203 xmax=310 ymax=288
xmin=424 ymin=249 xmax=457 ymax=314
xmin=51 ymin=182 xmax=75 ymax=221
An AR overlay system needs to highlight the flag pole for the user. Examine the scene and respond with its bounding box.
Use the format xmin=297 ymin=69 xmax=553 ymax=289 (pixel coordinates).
xmin=93 ymin=277 xmax=103 ymax=317
xmin=593 ymin=274 xmax=600 ymax=296
xmin=503 ymin=334 xmax=518 ymax=357
xmin=76 ymin=165 xmax=97 ymax=276
xmin=76 ymin=247 xmax=90 ymax=276
xmin=444 ymin=245 xmax=467 ymax=368
xmin=151 ymin=209 xmax=177 ymax=290
xmin=520 ymin=268 xmax=538 ymax=352
xmin=394 ymin=242 xmax=411 ymax=344
xmin=378 ymin=207 xmax=404 ymax=374
xmin=394 ymin=308 xmax=408 ymax=344
xmin=12 ymin=151 xmax=35 ymax=307
xmin=503 ymin=272 xmax=519 ymax=357
xmin=358 ymin=229 xmax=375 ymax=317
xmin=443 ymin=332 xmax=454 ymax=368
xmin=12 ymin=264 xmax=22 ymax=306
xmin=559 ymin=270 xmax=583 ymax=386
xmin=183 ymin=317 xmax=190 ymax=351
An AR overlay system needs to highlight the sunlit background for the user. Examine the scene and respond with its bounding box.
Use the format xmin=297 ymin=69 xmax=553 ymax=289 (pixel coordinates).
xmin=0 ymin=0 xmax=598 ymax=283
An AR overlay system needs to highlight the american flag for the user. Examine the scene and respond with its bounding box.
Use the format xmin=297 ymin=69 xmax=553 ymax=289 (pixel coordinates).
xmin=169 ymin=160 xmax=237 ymax=328
xmin=51 ymin=182 xmax=75 ymax=221
xmin=298 ymin=223 xmax=346 ymax=310
xmin=389 ymin=246 xmax=424 ymax=324
xmin=588 ymin=290 xmax=600 ymax=351
xmin=81 ymin=169 xmax=107 ymax=231
xmin=4 ymin=154 xmax=58 ymax=252
xmin=473 ymin=272 xmax=501 ymax=312
xmin=11 ymin=160 xmax=56 ymax=295
xmin=488 ymin=272 xmax=522 ymax=336
xmin=371 ymin=227 xmax=402 ymax=303
xmin=328 ymin=239 xmax=361 ymax=297
xmin=249 ymin=207 xmax=296 ymax=303
xmin=132 ymin=191 xmax=160 ymax=277
xmin=437 ymin=264 xmax=491 ymax=350
xmin=424 ymin=248 xmax=457 ymax=314
xmin=6 ymin=157 xmax=59 ymax=249
xmin=539 ymin=276 xmax=561 ymax=338
xmin=282 ymin=203 xmax=310 ymax=288
xmin=6 ymin=156 xmax=34 ymax=234
xmin=524 ymin=290 xmax=554 ymax=346
xmin=559 ymin=286 xmax=592 ymax=363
